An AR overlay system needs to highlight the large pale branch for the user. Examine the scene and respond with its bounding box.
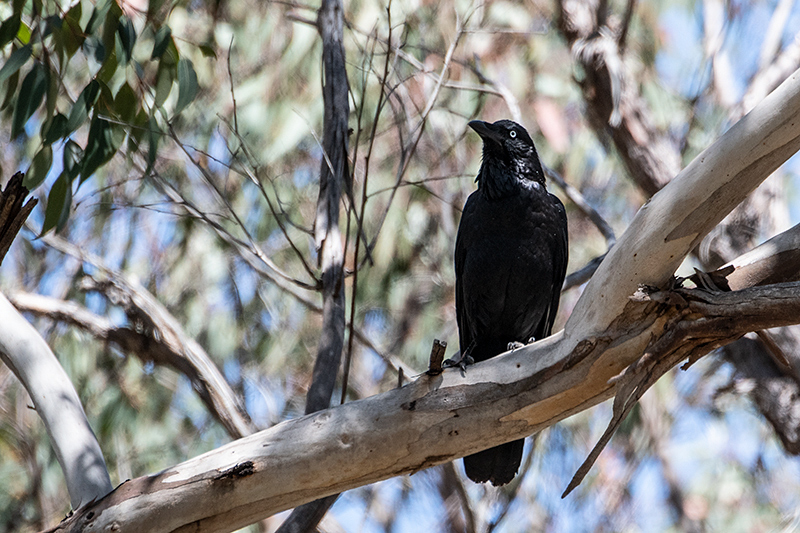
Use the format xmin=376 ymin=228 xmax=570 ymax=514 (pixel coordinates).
xmin=559 ymin=0 xmax=800 ymax=458
xmin=566 ymin=68 xmax=800 ymax=336
xmin=46 ymin=281 xmax=800 ymax=533
xmin=46 ymin=69 xmax=800 ymax=533
xmin=0 ymin=293 xmax=112 ymax=509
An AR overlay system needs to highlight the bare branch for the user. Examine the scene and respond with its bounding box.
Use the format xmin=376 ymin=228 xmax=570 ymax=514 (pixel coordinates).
xmin=702 ymin=0 xmax=736 ymax=107
xmin=701 ymin=222 xmax=800 ymax=291
xmin=306 ymin=0 xmax=349 ymax=415
xmin=364 ymin=20 xmax=465 ymax=257
xmin=558 ymin=0 xmax=681 ymax=196
xmin=567 ymin=68 xmax=800 ymax=335
xmin=738 ymin=30 xmax=800 ymax=119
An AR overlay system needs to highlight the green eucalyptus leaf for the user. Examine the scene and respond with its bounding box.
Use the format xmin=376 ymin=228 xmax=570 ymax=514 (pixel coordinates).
xmin=0 ymin=14 xmax=21 ymax=48
xmin=42 ymin=112 xmax=67 ymax=144
xmin=85 ymin=0 xmax=112 ymax=35
xmin=41 ymin=171 xmax=70 ymax=235
xmin=12 ymin=62 xmax=48 ymax=139
xmin=42 ymin=15 xmax=62 ymax=38
xmin=175 ymin=59 xmax=198 ymax=115
xmin=62 ymin=139 xmax=82 ymax=180
xmin=82 ymin=35 xmax=105 ymax=66
xmin=101 ymin=5 xmax=120 ymax=59
xmin=45 ymin=64 xmax=57 ymax=120
xmin=96 ymin=45 xmax=117 ymax=84
xmin=1 ymin=69 xmax=18 ymax=110
xmin=0 ymin=44 xmax=31 ymax=84
xmin=198 ymin=43 xmax=217 ymax=59
xmin=154 ymin=60 xmax=174 ymax=109
xmin=151 ymin=26 xmax=171 ymax=59
xmin=114 ymin=83 xmax=137 ymax=123
xmin=81 ymin=116 xmax=121 ymax=181
xmin=146 ymin=114 xmax=159 ymax=174
xmin=24 ymin=144 xmax=52 ymax=189
xmin=66 ymin=80 xmax=100 ymax=134
xmin=117 ymin=16 xmax=136 ymax=64
xmin=16 ymin=22 xmax=30 ymax=44
xmin=63 ymin=3 xmax=84 ymax=57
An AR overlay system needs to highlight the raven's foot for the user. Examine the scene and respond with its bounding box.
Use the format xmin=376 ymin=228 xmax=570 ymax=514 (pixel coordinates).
xmin=508 ymin=337 xmax=536 ymax=351
xmin=443 ymin=353 xmax=475 ymax=372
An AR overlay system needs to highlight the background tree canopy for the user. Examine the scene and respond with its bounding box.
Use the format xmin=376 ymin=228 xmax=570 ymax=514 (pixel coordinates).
xmin=2 ymin=0 xmax=800 ymax=531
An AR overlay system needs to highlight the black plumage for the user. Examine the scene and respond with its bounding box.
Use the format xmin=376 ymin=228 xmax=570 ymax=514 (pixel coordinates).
xmin=455 ymin=119 xmax=568 ymax=486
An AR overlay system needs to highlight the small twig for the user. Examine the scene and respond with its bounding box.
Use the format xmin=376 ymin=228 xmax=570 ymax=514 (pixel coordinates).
xmin=0 ymin=172 xmax=37 ymax=265
xmin=227 ymin=36 xmax=238 ymax=134
xmin=170 ymin=123 xmax=320 ymax=284
xmin=755 ymin=330 xmax=791 ymax=368
xmin=427 ymin=339 xmax=447 ymax=376
xmin=468 ymin=55 xmax=522 ymax=123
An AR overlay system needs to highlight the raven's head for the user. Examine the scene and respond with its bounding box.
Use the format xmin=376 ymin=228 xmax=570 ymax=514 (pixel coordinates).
xmin=469 ymin=119 xmax=545 ymax=199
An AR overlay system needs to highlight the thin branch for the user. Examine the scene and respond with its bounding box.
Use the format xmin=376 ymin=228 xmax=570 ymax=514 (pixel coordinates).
xmin=563 ymin=252 xmax=608 ymax=291
xmin=544 ymin=165 xmax=616 ymax=247
xmin=277 ymin=1 xmax=351 ymax=529
xmin=29 ymin=232 xmax=255 ymax=438
xmin=617 ymin=0 xmax=636 ymax=53
xmin=146 ymin=169 xmax=319 ymax=291
xmin=166 ymin=125 xmax=320 ymax=286
xmin=737 ymin=30 xmax=800 ymax=119
xmin=9 ymin=289 xmax=255 ymax=440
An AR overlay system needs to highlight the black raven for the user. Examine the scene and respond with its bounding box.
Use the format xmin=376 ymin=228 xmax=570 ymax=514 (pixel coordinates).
xmin=454 ymin=119 xmax=568 ymax=486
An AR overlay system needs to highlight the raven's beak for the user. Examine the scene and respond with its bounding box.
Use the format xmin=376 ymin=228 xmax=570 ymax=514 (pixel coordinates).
xmin=468 ymin=120 xmax=504 ymax=146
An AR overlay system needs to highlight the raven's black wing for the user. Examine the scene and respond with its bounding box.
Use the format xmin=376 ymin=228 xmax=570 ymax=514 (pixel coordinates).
xmin=534 ymin=193 xmax=569 ymax=340
xmin=454 ymin=192 xmax=478 ymax=358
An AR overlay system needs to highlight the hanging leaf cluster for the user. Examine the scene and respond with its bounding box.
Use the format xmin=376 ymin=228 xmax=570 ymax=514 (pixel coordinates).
xmin=0 ymin=0 xmax=205 ymax=233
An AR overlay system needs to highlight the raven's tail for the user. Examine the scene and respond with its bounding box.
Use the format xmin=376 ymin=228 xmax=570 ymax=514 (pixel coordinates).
xmin=463 ymin=439 xmax=524 ymax=486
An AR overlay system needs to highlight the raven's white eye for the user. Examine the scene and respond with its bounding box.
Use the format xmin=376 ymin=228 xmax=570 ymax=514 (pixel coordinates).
xmin=509 ymin=130 xmax=517 ymax=138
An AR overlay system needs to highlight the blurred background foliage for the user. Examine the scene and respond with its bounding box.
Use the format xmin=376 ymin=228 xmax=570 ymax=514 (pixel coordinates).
xmin=1 ymin=0 xmax=800 ymax=531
